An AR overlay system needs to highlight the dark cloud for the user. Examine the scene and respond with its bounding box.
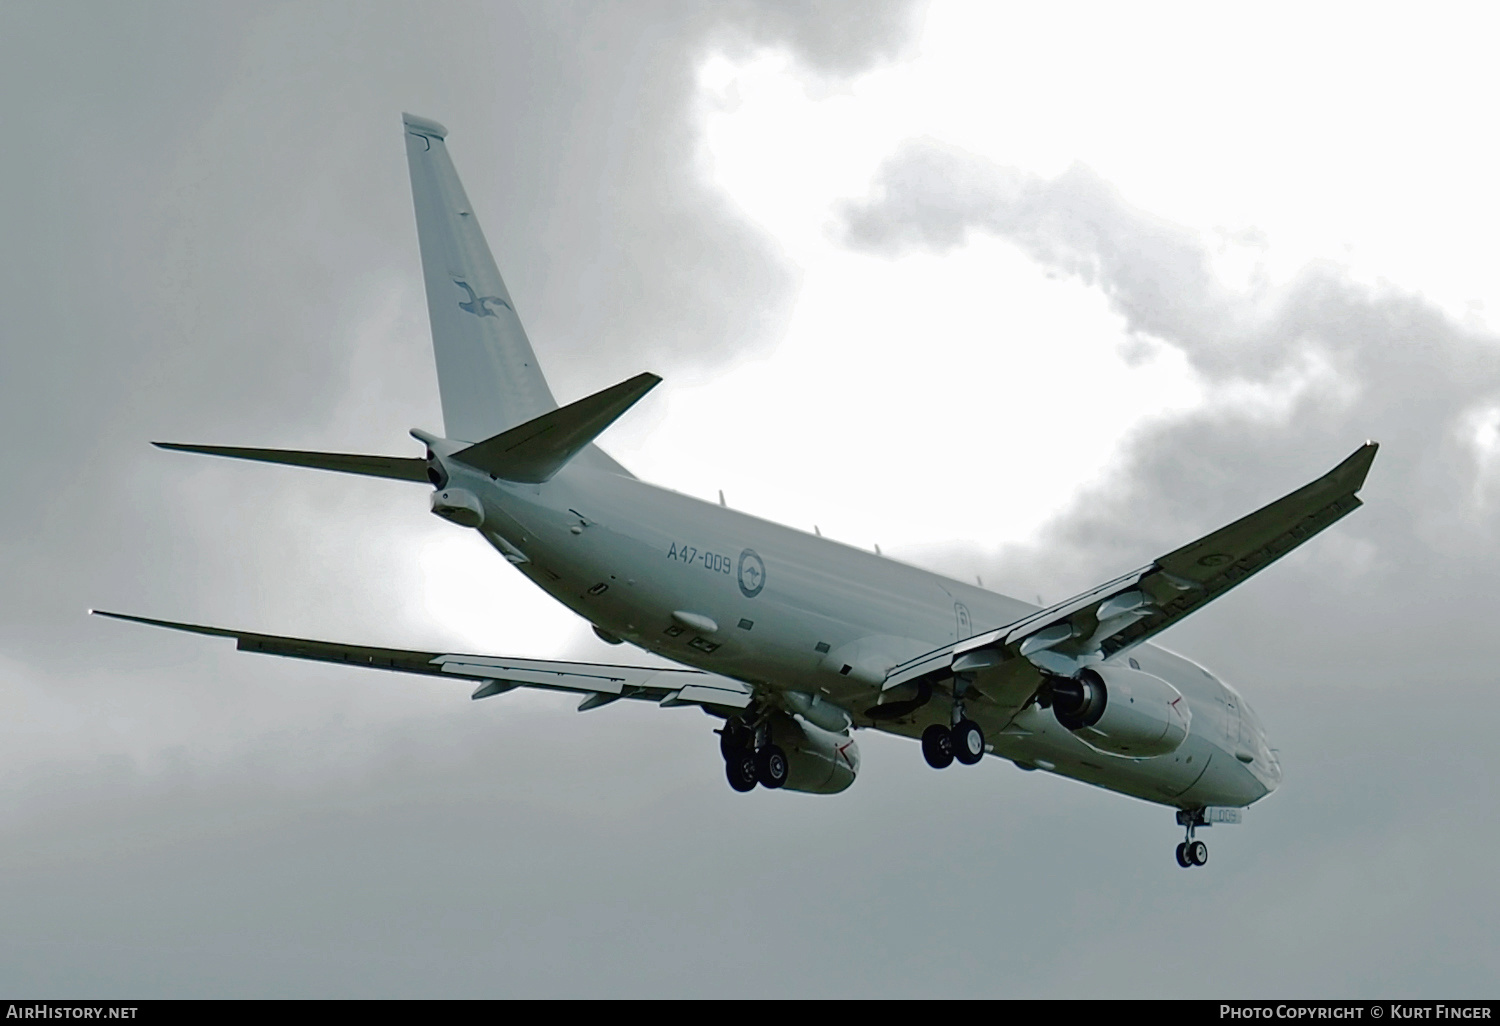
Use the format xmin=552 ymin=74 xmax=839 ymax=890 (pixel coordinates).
xmin=0 ymin=0 xmax=928 ymax=654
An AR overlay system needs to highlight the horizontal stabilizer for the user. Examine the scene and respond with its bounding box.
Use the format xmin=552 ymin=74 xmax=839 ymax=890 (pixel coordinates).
xmin=450 ymin=372 xmax=660 ymax=483
xmin=153 ymin=442 xmax=428 ymax=483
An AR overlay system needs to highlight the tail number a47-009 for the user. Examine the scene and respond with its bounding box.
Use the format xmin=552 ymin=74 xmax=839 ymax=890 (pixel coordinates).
xmin=666 ymin=543 xmax=733 ymax=575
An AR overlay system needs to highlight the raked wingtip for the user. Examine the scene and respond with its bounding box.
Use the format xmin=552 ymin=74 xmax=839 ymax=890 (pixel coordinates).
xmin=402 ymin=113 xmax=448 ymax=139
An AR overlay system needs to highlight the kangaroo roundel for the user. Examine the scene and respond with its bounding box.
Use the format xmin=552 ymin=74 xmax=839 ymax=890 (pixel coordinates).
xmin=737 ymin=549 xmax=765 ymax=598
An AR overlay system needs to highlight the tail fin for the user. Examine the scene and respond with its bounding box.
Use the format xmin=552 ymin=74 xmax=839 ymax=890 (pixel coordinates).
xmin=403 ymin=114 xmax=558 ymax=444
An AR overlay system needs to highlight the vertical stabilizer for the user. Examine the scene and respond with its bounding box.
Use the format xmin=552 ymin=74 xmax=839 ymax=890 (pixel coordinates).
xmin=403 ymin=114 xmax=558 ymax=444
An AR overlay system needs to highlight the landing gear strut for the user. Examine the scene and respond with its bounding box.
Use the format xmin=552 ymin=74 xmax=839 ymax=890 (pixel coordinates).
xmin=718 ymin=717 xmax=787 ymax=791
xmin=1175 ymin=809 xmax=1209 ymax=868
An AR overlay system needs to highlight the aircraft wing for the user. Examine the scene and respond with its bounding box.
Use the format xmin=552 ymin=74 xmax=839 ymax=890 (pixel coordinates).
xmin=92 ymin=610 xmax=752 ymax=712
xmin=877 ymin=442 xmax=1378 ymax=725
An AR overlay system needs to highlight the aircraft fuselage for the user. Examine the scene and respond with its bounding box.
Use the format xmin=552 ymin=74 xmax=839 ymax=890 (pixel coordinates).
xmin=447 ymin=454 xmax=1281 ymax=812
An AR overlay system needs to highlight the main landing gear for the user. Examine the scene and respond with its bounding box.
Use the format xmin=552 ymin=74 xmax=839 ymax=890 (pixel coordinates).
xmin=921 ymin=699 xmax=986 ymax=770
xmin=1175 ymin=809 xmax=1209 ymax=868
xmin=719 ymin=718 xmax=787 ymax=792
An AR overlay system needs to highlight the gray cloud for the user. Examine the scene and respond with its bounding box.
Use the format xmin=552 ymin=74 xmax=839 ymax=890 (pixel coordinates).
xmin=0 ymin=0 xmax=928 ymax=654
xmin=711 ymin=0 xmax=926 ymax=77
xmin=840 ymin=139 xmax=1500 ymax=992
xmin=842 ymin=139 xmax=1500 ymax=580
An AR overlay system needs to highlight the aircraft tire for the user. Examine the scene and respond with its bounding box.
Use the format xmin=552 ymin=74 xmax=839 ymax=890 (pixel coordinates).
xmin=921 ymin=724 xmax=954 ymax=769
xmin=952 ymin=719 xmax=985 ymax=765
xmin=1175 ymin=842 xmax=1192 ymax=868
xmin=1188 ymin=840 xmax=1208 ymax=866
xmin=756 ymin=745 xmax=788 ymax=789
xmin=726 ymin=750 xmax=758 ymax=792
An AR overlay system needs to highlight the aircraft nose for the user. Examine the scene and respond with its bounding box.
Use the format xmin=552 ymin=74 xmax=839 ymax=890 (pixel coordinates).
xmin=1245 ymin=738 xmax=1282 ymax=799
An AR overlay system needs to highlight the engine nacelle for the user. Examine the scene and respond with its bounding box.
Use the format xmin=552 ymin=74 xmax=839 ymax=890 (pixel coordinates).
xmin=769 ymin=714 xmax=860 ymax=794
xmin=1049 ymin=665 xmax=1191 ymax=758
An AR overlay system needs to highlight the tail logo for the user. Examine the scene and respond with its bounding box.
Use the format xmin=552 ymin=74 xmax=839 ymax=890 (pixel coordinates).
xmin=453 ymin=279 xmax=513 ymax=317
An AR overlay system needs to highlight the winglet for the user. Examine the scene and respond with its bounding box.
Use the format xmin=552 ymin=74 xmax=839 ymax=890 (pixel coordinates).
xmin=450 ymin=372 xmax=661 ymax=483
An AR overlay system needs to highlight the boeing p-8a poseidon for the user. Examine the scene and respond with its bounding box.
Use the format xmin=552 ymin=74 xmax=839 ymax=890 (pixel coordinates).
xmin=96 ymin=115 xmax=1377 ymax=867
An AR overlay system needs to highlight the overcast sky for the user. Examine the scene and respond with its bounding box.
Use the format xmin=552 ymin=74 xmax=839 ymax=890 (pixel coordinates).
xmin=2 ymin=1 xmax=1497 ymax=997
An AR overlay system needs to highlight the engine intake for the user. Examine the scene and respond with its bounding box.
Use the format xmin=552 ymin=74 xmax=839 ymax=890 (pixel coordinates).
xmin=1048 ymin=665 xmax=1191 ymax=758
xmin=1050 ymin=673 xmax=1107 ymax=730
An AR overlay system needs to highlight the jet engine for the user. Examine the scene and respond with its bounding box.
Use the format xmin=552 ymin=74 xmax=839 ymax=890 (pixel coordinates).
xmin=769 ymin=714 xmax=860 ymax=794
xmin=1048 ymin=665 xmax=1191 ymax=758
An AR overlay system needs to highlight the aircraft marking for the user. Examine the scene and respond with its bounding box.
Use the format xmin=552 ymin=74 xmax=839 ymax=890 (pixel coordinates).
xmin=737 ymin=549 xmax=765 ymax=598
xmin=667 ymin=543 xmax=732 ymax=574
xmin=452 ymin=279 xmax=513 ymax=317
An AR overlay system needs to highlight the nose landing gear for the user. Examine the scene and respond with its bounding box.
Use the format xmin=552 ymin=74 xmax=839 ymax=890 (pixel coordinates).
xmin=1175 ymin=809 xmax=1209 ymax=867
xmin=1174 ymin=840 xmax=1208 ymax=867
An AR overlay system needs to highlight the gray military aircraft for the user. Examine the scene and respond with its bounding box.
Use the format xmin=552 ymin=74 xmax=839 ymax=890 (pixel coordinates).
xmin=96 ymin=114 xmax=1377 ymax=867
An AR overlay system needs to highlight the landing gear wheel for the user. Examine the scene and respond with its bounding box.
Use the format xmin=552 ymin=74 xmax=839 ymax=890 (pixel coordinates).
xmin=921 ymin=724 xmax=954 ymax=769
xmin=952 ymin=719 xmax=985 ymax=765
xmin=1175 ymin=842 xmax=1191 ymax=868
xmin=1188 ymin=840 xmax=1208 ymax=866
xmin=725 ymin=750 xmax=758 ymax=792
xmin=755 ymin=745 xmax=788 ymax=789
